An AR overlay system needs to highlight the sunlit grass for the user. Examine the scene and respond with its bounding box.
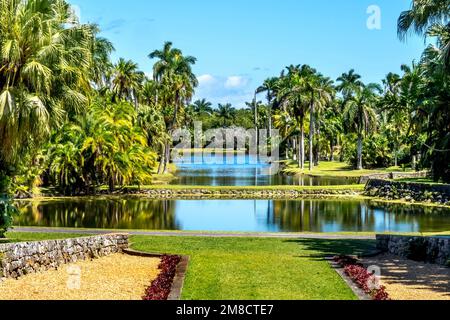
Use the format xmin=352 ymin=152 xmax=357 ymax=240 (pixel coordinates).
xmin=131 ymin=235 xmax=376 ymax=300
xmin=283 ymin=161 xmax=413 ymax=178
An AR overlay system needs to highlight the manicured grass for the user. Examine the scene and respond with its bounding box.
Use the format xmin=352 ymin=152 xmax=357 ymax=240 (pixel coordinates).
xmin=283 ymin=161 xmax=412 ymax=178
xmin=131 ymin=235 xmax=376 ymax=300
xmin=393 ymin=178 xmax=449 ymax=186
xmin=3 ymin=232 xmax=88 ymax=243
xmin=128 ymin=184 xmax=366 ymax=192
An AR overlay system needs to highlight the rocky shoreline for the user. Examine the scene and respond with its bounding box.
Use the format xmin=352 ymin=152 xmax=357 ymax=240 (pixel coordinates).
xmin=365 ymin=179 xmax=450 ymax=206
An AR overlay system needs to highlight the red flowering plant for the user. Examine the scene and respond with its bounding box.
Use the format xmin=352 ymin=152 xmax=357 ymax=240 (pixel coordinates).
xmin=334 ymin=255 xmax=390 ymax=301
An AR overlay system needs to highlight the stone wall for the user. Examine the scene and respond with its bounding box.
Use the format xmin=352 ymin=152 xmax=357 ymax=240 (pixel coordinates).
xmin=376 ymin=234 xmax=450 ymax=266
xmin=0 ymin=233 xmax=129 ymax=279
xmin=359 ymin=171 xmax=428 ymax=184
xmin=365 ymin=179 xmax=450 ymax=205
xmin=136 ymin=188 xmax=360 ymax=199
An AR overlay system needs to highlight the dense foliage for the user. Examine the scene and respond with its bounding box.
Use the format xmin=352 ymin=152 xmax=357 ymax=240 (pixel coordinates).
xmin=0 ymin=0 xmax=448 ymax=211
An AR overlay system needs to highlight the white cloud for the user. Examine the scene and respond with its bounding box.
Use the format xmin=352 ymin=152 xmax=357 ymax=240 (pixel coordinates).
xmin=224 ymin=76 xmax=248 ymax=89
xmin=194 ymin=74 xmax=253 ymax=109
xmin=197 ymin=74 xmax=216 ymax=86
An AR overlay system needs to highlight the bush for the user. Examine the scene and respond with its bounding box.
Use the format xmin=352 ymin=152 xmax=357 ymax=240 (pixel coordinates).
xmin=334 ymin=255 xmax=390 ymax=301
xmin=143 ymin=255 xmax=182 ymax=300
xmin=0 ymin=197 xmax=18 ymax=238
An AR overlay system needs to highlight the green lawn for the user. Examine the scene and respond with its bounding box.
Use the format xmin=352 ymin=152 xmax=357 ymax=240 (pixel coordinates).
xmin=126 ymin=184 xmax=365 ymax=192
xmin=131 ymin=235 xmax=376 ymax=300
xmin=283 ymin=161 xmax=412 ymax=178
xmin=3 ymin=232 xmax=87 ymax=243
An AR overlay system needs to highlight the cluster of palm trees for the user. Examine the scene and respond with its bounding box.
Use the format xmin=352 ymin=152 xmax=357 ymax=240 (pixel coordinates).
xmin=0 ymin=0 xmax=449 ymax=200
xmin=247 ymin=0 xmax=449 ymax=181
xmin=0 ymin=0 xmax=198 ymax=195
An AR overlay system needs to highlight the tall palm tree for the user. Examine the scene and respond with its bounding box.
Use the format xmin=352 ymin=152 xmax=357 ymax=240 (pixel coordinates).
xmin=217 ymin=103 xmax=236 ymax=127
xmin=336 ymin=69 xmax=364 ymax=103
xmin=277 ymin=66 xmax=314 ymax=169
xmin=111 ymin=58 xmax=144 ymax=105
xmin=343 ymin=85 xmax=379 ymax=170
xmin=300 ymin=72 xmax=334 ymax=171
xmin=149 ymin=42 xmax=198 ymax=173
xmin=257 ymin=77 xmax=279 ymax=136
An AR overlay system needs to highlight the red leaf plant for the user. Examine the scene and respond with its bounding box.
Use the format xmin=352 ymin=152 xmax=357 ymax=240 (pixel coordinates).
xmin=143 ymin=255 xmax=182 ymax=301
xmin=334 ymin=256 xmax=390 ymax=301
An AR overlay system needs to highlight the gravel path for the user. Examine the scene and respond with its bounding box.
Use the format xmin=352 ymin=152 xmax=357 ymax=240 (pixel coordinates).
xmin=12 ymin=227 xmax=375 ymax=240
xmin=363 ymin=254 xmax=450 ymax=300
xmin=0 ymin=254 xmax=161 ymax=300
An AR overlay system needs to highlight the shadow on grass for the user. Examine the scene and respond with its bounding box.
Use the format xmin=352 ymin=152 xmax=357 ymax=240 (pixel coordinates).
xmin=285 ymin=238 xmax=377 ymax=260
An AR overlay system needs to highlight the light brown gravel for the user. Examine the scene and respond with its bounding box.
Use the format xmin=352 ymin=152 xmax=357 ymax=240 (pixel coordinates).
xmin=0 ymin=254 xmax=161 ymax=300
xmin=363 ymin=254 xmax=450 ymax=300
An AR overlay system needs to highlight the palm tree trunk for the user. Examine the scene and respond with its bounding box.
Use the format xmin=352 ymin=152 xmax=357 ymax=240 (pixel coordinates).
xmin=268 ymin=102 xmax=272 ymax=139
xmin=330 ymin=139 xmax=334 ymax=162
xmin=357 ymin=133 xmax=363 ymax=170
xmin=163 ymin=141 xmax=170 ymax=174
xmin=309 ymin=102 xmax=314 ymax=171
xmin=158 ymin=144 xmax=165 ymax=174
xmin=300 ymin=120 xmax=305 ymax=169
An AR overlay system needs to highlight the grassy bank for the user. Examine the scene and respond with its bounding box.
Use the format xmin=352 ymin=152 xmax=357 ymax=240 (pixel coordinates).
xmin=283 ymin=161 xmax=411 ymax=178
xmin=128 ymin=184 xmax=365 ymax=192
xmin=3 ymin=232 xmax=88 ymax=243
xmin=131 ymin=235 xmax=375 ymax=300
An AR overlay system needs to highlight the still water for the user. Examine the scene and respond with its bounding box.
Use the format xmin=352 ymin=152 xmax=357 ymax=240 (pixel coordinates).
xmin=15 ymin=198 xmax=450 ymax=233
xmin=172 ymin=154 xmax=358 ymax=186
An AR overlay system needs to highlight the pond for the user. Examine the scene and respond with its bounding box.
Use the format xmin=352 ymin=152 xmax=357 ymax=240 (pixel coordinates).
xmin=172 ymin=153 xmax=359 ymax=186
xmin=15 ymin=198 xmax=450 ymax=233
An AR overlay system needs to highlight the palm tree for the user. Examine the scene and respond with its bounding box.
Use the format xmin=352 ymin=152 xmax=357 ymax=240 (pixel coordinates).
xmin=217 ymin=103 xmax=236 ymax=127
xmin=0 ymin=0 xmax=94 ymax=191
xmin=398 ymin=0 xmax=449 ymax=40
xmin=308 ymin=75 xmax=335 ymax=168
xmin=398 ymin=0 xmax=450 ymax=69
xmin=343 ymin=85 xmax=380 ymax=170
xmin=336 ymin=69 xmax=364 ymax=103
xmin=192 ymin=99 xmax=213 ymax=116
xmin=91 ymin=26 xmax=115 ymax=89
xmin=277 ymin=66 xmax=313 ymax=169
xmin=149 ymin=42 xmax=198 ymax=173
xmin=257 ymin=77 xmax=279 ymax=136
xmin=111 ymin=58 xmax=144 ymax=105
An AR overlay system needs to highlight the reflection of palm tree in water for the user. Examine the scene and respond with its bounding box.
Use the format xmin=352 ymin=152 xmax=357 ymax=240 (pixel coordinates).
xmin=15 ymin=198 xmax=179 ymax=230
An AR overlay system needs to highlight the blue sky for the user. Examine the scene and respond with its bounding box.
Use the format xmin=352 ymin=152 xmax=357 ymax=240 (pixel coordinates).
xmin=69 ymin=0 xmax=426 ymax=108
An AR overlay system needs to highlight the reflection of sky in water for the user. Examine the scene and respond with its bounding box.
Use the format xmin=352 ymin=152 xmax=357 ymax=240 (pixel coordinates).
xmin=173 ymin=154 xmax=358 ymax=186
xmin=15 ymin=198 xmax=450 ymax=233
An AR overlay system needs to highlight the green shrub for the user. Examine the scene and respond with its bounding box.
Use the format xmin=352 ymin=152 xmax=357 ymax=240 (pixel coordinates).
xmin=0 ymin=197 xmax=17 ymax=238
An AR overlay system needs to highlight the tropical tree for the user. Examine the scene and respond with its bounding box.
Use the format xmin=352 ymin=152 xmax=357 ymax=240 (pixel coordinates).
xmin=111 ymin=58 xmax=144 ymax=105
xmin=336 ymin=69 xmax=364 ymax=103
xmin=149 ymin=42 xmax=198 ymax=173
xmin=47 ymin=99 xmax=156 ymax=195
xmin=217 ymin=103 xmax=236 ymax=127
xmin=0 ymin=0 xmax=95 ymax=192
xmin=257 ymin=77 xmax=279 ymax=136
xmin=343 ymin=85 xmax=380 ymax=170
